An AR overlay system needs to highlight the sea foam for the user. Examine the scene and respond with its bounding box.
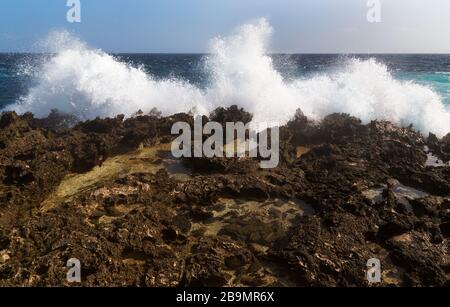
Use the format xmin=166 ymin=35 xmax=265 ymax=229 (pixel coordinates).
xmin=6 ymin=18 xmax=450 ymax=136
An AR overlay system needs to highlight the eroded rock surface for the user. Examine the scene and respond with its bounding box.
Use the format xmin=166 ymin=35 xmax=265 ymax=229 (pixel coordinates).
xmin=0 ymin=107 xmax=449 ymax=286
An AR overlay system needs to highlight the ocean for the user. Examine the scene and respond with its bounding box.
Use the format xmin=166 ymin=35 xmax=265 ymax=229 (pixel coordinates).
xmin=1 ymin=27 xmax=450 ymax=136
xmin=2 ymin=54 xmax=450 ymax=109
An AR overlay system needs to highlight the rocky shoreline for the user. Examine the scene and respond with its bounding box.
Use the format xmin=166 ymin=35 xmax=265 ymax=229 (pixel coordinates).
xmin=0 ymin=107 xmax=449 ymax=286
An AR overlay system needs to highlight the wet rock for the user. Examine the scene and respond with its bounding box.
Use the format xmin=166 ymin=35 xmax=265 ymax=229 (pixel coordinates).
xmin=439 ymin=221 xmax=450 ymax=238
xmin=173 ymin=215 xmax=191 ymax=233
xmin=224 ymin=254 xmax=247 ymax=269
xmin=427 ymin=132 xmax=450 ymax=163
xmin=410 ymin=198 xmax=439 ymax=218
xmin=386 ymin=231 xmax=447 ymax=286
xmin=209 ymin=105 xmax=252 ymax=126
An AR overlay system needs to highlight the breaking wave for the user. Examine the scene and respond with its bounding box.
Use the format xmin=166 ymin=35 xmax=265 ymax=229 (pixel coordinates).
xmin=6 ymin=18 xmax=450 ymax=136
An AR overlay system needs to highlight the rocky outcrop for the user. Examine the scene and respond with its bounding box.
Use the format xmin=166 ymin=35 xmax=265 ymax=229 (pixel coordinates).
xmin=0 ymin=106 xmax=449 ymax=286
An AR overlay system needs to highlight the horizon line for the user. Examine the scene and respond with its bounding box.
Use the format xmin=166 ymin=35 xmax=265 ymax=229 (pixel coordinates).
xmin=1 ymin=52 xmax=450 ymax=55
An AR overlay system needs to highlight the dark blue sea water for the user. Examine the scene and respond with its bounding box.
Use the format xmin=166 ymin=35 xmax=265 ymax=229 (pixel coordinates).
xmin=1 ymin=53 xmax=449 ymax=109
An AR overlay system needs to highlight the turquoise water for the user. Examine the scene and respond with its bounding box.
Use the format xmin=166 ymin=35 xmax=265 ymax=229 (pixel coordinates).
xmin=396 ymin=71 xmax=450 ymax=105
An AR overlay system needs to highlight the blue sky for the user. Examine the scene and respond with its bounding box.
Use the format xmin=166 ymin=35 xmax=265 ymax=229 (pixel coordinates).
xmin=1 ymin=0 xmax=450 ymax=53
